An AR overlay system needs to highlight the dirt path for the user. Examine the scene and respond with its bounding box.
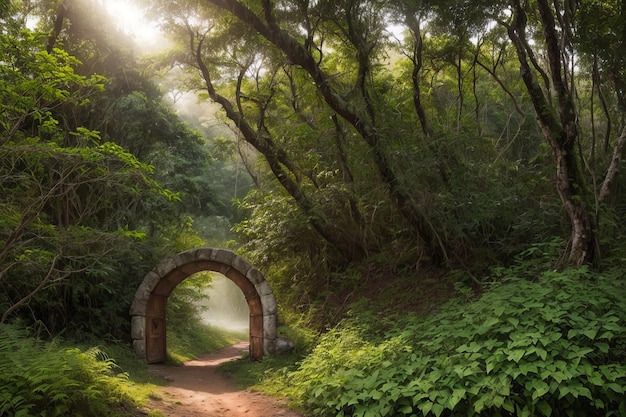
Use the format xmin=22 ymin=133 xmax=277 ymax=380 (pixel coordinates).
xmin=144 ymin=341 xmax=304 ymax=417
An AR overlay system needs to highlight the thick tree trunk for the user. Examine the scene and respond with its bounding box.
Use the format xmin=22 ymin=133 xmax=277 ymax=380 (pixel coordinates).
xmin=506 ymin=0 xmax=598 ymax=267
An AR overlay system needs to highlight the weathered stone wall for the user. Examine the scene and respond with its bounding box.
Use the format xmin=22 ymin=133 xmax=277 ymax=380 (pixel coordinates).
xmin=130 ymin=247 xmax=277 ymax=361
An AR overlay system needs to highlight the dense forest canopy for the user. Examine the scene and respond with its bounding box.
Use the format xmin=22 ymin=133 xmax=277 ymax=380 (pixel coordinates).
xmin=138 ymin=0 xmax=626 ymax=273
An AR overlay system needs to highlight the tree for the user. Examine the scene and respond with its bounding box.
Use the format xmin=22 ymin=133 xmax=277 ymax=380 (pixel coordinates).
xmin=143 ymin=0 xmax=461 ymax=267
xmin=0 ymin=7 xmax=180 ymax=334
xmin=144 ymin=0 xmax=626 ymax=281
xmin=501 ymin=0 xmax=626 ymax=267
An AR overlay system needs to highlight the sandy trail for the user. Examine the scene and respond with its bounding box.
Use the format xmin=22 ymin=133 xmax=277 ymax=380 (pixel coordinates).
xmin=145 ymin=341 xmax=303 ymax=417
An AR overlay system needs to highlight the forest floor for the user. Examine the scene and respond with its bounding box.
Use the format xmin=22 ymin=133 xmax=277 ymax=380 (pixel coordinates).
xmin=142 ymin=341 xmax=303 ymax=417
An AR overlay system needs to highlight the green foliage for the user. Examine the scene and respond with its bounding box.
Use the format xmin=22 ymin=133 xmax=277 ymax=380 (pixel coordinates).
xmin=220 ymin=324 xmax=316 ymax=392
xmin=0 ymin=324 xmax=134 ymax=417
xmin=282 ymin=267 xmax=626 ymax=416
xmin=165 ymin=273 xmax=243 ymax=363
xmin=234 ymin=189 xmax=334 ymax=319
xmin=0 ymin=135 xmax=180 ymax=334
xmin=0 ymin=13 xmax=211 ymax=340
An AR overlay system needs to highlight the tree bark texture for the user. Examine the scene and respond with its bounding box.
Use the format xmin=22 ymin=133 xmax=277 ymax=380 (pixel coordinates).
xmin=506 ymin=0 xmax=598 ymax=267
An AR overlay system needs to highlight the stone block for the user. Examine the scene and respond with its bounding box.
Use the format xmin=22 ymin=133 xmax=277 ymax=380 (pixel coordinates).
xmin=129 ymin=286 xmax=149 ymax=315
xmin=174 ymin=249 xmax=200 ymax=267
xmin=275 ymin=337 xmax=295 ymax=353
xmin=153 ymin=257 xmax=177 ymax=278
xmin=231 ymin=254 xmax=253 ymax=275
xmin=133 ymin=339 xmax=146 ymax=359
xmin=255 ymin=280 xmax=273 ymax=296
xmin=129 ymin=299 xmax=144 ymax=316
xmin=211 ymin=248 xmax=236 ymax=265
xmin=264 ymin=338 xmax=276 ymax=355
xmin=260 ymin=293 xmax=277 ymax=315
xmin=246 ymin=268 xmax=265 ymax=285
xmin=131 ymin=316 xmax=145 ymax=340
xmin=263 ymin=314 xmax=277 ymax=339
xmin=142 ymin=271 xmax=161 ymax=292
xmin=194 ymin=247 xmax=215 ymax=261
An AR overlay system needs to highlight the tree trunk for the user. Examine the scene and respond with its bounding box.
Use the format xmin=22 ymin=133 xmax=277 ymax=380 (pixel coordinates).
xmin=405 ymin=12 xmax=432 ymax=137
xmin=505 ymin=0 xmax=598 ymax=267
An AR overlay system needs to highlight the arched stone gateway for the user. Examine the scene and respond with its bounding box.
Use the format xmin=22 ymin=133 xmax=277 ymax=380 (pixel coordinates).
xmin=130 ymin=248 xmax=277 ymax=363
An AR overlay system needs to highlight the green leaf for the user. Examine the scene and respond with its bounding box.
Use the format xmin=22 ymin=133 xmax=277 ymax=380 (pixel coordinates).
xmin=502 ymin=398 xmax=515 ymax=413
xmin=516 ymin=404 xmax=532 ymax=417
xmin=531 ymin=380 xmax=550 ymax=400
xmin=567 ymin=347 xmax=594 ymax=360
xmin=596 ymin=342 xmax=610 ymax=354
xmin=447 ymin=388 xmax=466 ymax=409
xmin=536 ymin=400 xmax=552 ymax=416
xmin=473 ymin=396 xmax=486 ymax=413
xmin=605 ymin=383 xmax=625 ymax=394
xmin=370 ymin=390 xmax=383 ymax=400
xmin=418 ymin=401 xmax=433 ymax=415
xmin=602 ymin=322 xmax=624 ymax=332
xmin=432 ymin=403 xmax=445 ymax=417
xmin=519 ymin=362 xmax=539 ymax=376
xmin=507 ymin=349 xmax=525 ymax=363
xmin=598 ymin=331 xmax=614 ymax=340
xmin=582 ymin=328 xmax=598 ymax=340
xmin=508 ymin=317 xmax=520 ymax=327
xmin=586 ymin=373 xmax=604 ymax=386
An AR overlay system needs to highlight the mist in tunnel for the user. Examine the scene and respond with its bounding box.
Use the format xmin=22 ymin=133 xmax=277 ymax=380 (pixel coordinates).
xmin=199 ymin=273 xmax=250 ymax=333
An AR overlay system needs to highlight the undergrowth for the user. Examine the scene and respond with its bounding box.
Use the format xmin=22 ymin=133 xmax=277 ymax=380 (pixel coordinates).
xmin=267 ymin=266 xmax=626 ymax=417
xmin=0 ymin=321 xmax=244 ymax=416
xmin=0 ymin=324 xmax=135 ymax=417
xmin=219 ymin=324 xmax=316 ymax=390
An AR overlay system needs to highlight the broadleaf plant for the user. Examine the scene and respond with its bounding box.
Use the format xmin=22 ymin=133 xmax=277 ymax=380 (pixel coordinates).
xmin=284 ymin=267 xmax=626 ymax=416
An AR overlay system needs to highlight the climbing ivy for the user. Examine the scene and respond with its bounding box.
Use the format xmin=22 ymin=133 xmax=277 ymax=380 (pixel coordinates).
xmin=285 ymin=267 xmax=626 ymax=416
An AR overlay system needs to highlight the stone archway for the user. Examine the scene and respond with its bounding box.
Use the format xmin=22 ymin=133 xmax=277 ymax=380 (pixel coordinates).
xmin=130 ymin=248 xmax=277 ymax=362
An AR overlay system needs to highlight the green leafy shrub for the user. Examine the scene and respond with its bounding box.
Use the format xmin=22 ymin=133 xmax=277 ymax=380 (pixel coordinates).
xmin=286 ymin=267 xmax=626 ymax=416
xmin=0 ymin=324 xmax=132 ymax=416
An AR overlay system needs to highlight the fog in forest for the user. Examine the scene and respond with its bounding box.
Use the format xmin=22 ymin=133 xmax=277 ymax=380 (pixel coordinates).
xmin=199 ymin=274 xmax=249 ymax=333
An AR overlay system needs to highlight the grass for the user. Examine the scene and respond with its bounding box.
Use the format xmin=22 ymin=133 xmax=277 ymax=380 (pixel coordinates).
xmin=100 ymin=342 xmax=168 ymax=410
xmin=219 ymin=324 xmax=316 ymax=392
xmin=166 ymin=322 xmax=248 ymax=364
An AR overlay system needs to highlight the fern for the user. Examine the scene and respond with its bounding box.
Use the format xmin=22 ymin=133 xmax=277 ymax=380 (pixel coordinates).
xmin=0 ymin=324 xmax=131 ymax=417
